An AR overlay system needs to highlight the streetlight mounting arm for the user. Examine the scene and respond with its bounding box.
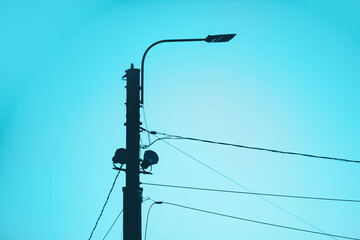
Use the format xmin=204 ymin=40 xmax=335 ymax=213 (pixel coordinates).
xmin=140 ymin=33 xmax=236 ymax=105
xmin=140 ymin=38 xmax=205 ymax=104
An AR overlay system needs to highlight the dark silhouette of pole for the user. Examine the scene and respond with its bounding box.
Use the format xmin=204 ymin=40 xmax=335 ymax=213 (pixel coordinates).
xmin=123 ymin=63 xmax=142 ymax=240
xmin=120 ymin=34 xmax=235 ymax=240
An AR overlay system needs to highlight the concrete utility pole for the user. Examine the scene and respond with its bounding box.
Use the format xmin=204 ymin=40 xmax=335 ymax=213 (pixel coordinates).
xmin=123 ymin=63 xmax=142 ymax=240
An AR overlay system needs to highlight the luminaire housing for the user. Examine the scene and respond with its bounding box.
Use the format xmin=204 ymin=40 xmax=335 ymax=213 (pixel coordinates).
xmin=141 ymin=150 xmax=159 ymax=170
xmin=204 ymin=34 xmax=236 ymax=43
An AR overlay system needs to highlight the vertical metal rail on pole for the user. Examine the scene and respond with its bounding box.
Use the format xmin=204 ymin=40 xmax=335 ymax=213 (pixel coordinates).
xmin=123 ymin=63 xmax=142 ymax=240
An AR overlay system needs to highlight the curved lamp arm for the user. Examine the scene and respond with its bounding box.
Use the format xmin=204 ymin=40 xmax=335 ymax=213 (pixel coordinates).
xmin=140 ymin=38 xmax=204 ymax=104
xmin=140 ymin=34 xmax=236 ymax=104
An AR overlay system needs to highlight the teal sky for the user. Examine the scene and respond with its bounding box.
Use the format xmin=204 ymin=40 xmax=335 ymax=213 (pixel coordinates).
xmin=1 ymin=0 xmax=359 ymax=239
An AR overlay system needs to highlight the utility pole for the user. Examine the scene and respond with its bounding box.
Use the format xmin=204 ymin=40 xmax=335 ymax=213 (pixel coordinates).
xmin=123 ymin=63 xmax=142 ymax=240
xmin=119 ymin=34 xmax=235 ymax=240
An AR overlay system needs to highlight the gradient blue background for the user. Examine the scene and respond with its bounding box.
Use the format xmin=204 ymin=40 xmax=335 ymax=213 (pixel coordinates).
xmin=1 ymin=0 xmax=359 ymax=239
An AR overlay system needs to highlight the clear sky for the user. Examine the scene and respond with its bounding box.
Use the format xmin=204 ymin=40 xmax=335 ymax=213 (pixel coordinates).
xmin=1 ymin=0 xmax=359 ymax=239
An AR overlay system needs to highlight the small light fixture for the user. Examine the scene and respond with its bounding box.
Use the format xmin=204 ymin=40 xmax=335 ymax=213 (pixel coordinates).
xmin=141 ymin=150 xmax=159 ymax=170
xmin=112 ymin=148 xmax=127 ymax=164
xmin=204 ymin=34 xmax=236 ymax=43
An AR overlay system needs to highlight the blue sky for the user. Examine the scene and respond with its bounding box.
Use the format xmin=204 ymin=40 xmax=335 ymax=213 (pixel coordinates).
xmin=1 ymin=0 xmax=359 ymax=239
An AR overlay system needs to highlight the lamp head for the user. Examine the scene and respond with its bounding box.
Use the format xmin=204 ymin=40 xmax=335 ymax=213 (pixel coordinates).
xmin=141 ymin=150 xmax=159 ymax=170
xmin=204 ymin=34 xmax=236 ymax=43
xmin=112 ymin=148 xmax=127 ymax=164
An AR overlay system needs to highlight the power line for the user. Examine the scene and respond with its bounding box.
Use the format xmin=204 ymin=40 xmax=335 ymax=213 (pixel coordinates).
xmin=141 ymin=106 xmax=151 ymax=146
xmin=141 ymin=128 xmax=359 ymax=163
xmin=102 ymin=209 xmax=123 ymax=240
xmin=144 ymin=201 xmax=162 ymax=240
xmin=154 ymin=137 xmax=336 ymax=240
xmin=141 ymin=182 xmax=360 ymax=203
xmin=141 ymin=136 xmax=179 ymax=149
xmin=162 ymin=201 xmax=359 ymax=240
xmin=88 ymin=170 xmax=121 ymax=240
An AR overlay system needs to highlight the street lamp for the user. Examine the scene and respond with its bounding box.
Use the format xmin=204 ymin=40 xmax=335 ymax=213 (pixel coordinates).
xmin=140 ymin=33 xmax=236 ymax=104
xmin=121 ymin=33 xmax=236 ymax=240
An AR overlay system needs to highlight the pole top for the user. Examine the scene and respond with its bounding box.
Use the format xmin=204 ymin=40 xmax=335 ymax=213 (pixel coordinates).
xmin=122 ymin=64 xmax=139 ymax=81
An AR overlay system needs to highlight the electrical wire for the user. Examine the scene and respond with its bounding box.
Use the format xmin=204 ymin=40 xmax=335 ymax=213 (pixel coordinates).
xmin=144 ymin=201 xmax=162 ymax=240
xmin=141 ymin=182 xmax=360 ymax=203
xmin=88 ymin=170 xmax=121 ymax=240
xmin=154 ymin=136 xmax=337 ymax=240
xmin=142 ymin=136 xmax=180 ymax=149
xmin=141 ymin=107 xmax=151 ymax=146
xmin=141 ymin=128 xmax=359 ymax=163
xmin=102 ymin=209 xmax=123 ymax=240
xmin=162 ymin=201 xmax=359 ymax=240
